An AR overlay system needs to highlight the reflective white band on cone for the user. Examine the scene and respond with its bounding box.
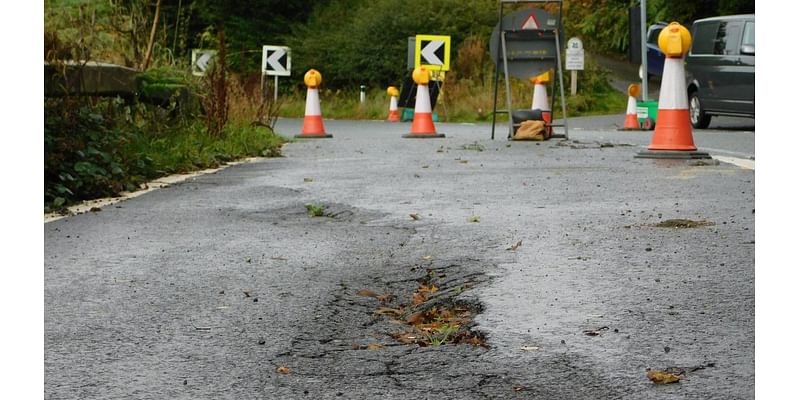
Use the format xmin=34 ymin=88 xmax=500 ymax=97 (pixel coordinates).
xmin=626 ymin=95 xmax=638 ymax=115
xmin=305 ymin=88 xmax=321 ymax=116
xmin=658 ymin=58 xmax=688 ymax=110
xmin=415 ymin=84 xmax=431 ymax=113
xmin=532 ymin=83 xmax=550 ymax=111
xmin=390 ymin=96 xmax=398 ymax=111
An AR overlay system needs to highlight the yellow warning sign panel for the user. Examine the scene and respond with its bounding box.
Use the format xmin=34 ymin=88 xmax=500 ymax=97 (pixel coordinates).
xmin=415 ymin=34 xmax=451 ymax=71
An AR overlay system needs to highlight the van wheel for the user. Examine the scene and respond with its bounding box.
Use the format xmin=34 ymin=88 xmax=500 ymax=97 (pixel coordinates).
xmin=689 ymin=92 xmax=711 ymax=129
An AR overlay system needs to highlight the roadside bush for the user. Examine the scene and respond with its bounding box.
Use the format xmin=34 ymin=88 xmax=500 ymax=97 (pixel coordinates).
xmin=44 ymin=97 xmax=154 ymax=210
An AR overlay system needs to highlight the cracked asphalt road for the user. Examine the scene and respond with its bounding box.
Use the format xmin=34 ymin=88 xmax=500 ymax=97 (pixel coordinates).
xmin=45 ymin=118 xmax=754 ymax=399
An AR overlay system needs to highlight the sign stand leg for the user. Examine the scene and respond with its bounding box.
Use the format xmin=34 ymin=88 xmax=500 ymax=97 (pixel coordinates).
xmin=490 ymin=1 xmax=505 ymax=140
xmin=554 ymin=30 xmax=569 ymax=140
xmin=501 ymin=32 xmax=514 ymax=139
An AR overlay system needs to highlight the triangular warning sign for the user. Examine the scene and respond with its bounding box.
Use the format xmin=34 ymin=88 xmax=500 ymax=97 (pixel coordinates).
xmin=521 ymin=14 xmax=540 ymax=30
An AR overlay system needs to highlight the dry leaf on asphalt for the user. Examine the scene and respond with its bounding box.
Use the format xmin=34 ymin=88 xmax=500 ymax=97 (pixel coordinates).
xmin=647 ymin=369 xmax=681 ymax=384
xmin=389 ymin=332 xmax=417 ymax=344
xmin=366 ymin=343 xmax=384 ymax=350
xmin=374 ymin=307 xmax=404 ymax=317
xmin=507 ymin=240 xmax=523 ymax=251
xmin=276 ymin=366 xmax=291 ymax=374
xmin=422 ymin=255 xmax=433 ymax=261
xmin=406 ymin=311 xmax=425 ymax=325
xmin=410 ymin=213 xmax=420 ymax=220
xmin=583 ymin=326 xmax=609 ymax=336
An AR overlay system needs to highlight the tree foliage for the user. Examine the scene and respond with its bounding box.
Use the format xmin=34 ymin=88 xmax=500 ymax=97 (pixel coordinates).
xmin=45 ymin=0 xmax=754 ymax=86
xmin=286 ymin=0 xmax=496 ymax=88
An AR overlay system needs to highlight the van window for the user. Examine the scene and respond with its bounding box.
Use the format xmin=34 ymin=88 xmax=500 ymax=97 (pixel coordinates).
xmin=647 ymin=27 xmax=663 ymax=45
xmin=692 ymin=22 xmax=719 ymax=55
xmin=713 ymin=22 xmax=741 ymax=55
xmin=742 ymin=21 xmax=755 ymax=48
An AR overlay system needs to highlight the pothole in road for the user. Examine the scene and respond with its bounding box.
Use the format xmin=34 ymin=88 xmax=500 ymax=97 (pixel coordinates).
xmin=357 ymin=266 xmax=488 ymax=348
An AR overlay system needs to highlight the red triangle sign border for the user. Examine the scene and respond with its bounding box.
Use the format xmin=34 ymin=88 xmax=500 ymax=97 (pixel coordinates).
xmin=521 ymin=13 xmax=540 ymax=30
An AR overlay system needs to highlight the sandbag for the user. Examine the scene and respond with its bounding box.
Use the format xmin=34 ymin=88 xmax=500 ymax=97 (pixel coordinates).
xmin=513 ymin=120 xmax=548 ymax=141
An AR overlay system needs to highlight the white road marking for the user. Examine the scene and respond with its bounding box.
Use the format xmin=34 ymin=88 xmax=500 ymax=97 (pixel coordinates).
xmin=714 ymin=156 xmax=755 ymax=170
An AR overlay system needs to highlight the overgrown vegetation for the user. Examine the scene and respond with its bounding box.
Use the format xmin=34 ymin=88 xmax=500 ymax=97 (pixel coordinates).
xmin=44 ymin=20 xmax=284 ymax=212
xmin=44 ymin=89 xmax=283 ymax=212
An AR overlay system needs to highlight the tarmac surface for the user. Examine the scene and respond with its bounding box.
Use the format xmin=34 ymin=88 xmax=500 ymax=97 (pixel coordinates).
xmin=44 ymin=118 xmax=754 ymax=399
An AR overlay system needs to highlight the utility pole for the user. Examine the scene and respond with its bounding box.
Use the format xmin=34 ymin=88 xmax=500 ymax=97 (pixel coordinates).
xmin=640 ymin=0 xmax=648 ymax=101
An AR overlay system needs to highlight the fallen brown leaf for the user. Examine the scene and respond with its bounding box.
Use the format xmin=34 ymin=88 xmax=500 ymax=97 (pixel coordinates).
xmin=374 ymin=307 xmax=404 ymax=317
xmin=406 ymin=311 xmax=426 ymax=325
xmin=389 ymin=331 xmax=417 ymax=344
xmin=417 ymin=284 xmax=438 ymax=294
xmin=276 ymin=366 xmax=291 ymax=374
xmin=412 ymin=292 xmax=427 ymax=305
xmin=410 ymin=213 xmax=420 ymax=220
xmin=366 ymin=343 xmax=384 ymax=350
xmin=647 ymin=369 xmax=681 ymax=384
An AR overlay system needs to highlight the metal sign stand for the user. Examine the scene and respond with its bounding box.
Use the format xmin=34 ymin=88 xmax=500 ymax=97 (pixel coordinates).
xmin=491 ymin=0 xmax=569 ymax=140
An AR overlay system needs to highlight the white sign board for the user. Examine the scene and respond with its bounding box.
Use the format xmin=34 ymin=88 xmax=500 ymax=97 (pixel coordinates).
xmin=191 ymin=49 xmax=217 ymax=76
xmin=565 ymin=37 xmax=584 ymax=71
xmin=262 ymin=45 xmax=291 ymax=77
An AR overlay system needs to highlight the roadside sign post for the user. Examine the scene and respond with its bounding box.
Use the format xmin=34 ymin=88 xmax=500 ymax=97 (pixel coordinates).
xmin=565 ymin=37 xmax=584 ymax=96
xmin=640 ymin=0 xmax=648 ymax=101
xmin=262 ymin=45 xmax=291 ymax=102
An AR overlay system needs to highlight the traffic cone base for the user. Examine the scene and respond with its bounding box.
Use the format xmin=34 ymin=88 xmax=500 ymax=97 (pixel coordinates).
xmin=296 ymin=115 xmax=331 ymax=138
xmin=623 ymin=114 xmax=640 ymax=130
xmin=634 ymin=149 xmax=711 ymax=159
xmin=647 ymin=109 xmax=695 ymax=151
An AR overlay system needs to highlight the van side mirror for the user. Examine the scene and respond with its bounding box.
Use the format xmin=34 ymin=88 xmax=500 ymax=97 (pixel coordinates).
xmin=740 ymin=44 xmax=755 ymax=55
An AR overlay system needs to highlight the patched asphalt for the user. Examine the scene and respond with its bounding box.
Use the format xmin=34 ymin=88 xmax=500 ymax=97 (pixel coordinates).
xmin=45 ymin=118 xmax=754 ymax=399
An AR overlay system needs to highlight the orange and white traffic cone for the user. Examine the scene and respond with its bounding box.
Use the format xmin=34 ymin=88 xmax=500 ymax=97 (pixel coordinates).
xmin=637 ymin=22 xmax=709 ymax=159
xmin=386 ymin=86 xmax=400 ymax=122
xmin=403 ymin=67 xmax=444 ymax=138
xmin=530 ymin=71 xmax=552 ymax=137
xmin=296 ymin=69 xmax=332 ymax=139
xmin=622 ymin=83 xmax=641 ymax=130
